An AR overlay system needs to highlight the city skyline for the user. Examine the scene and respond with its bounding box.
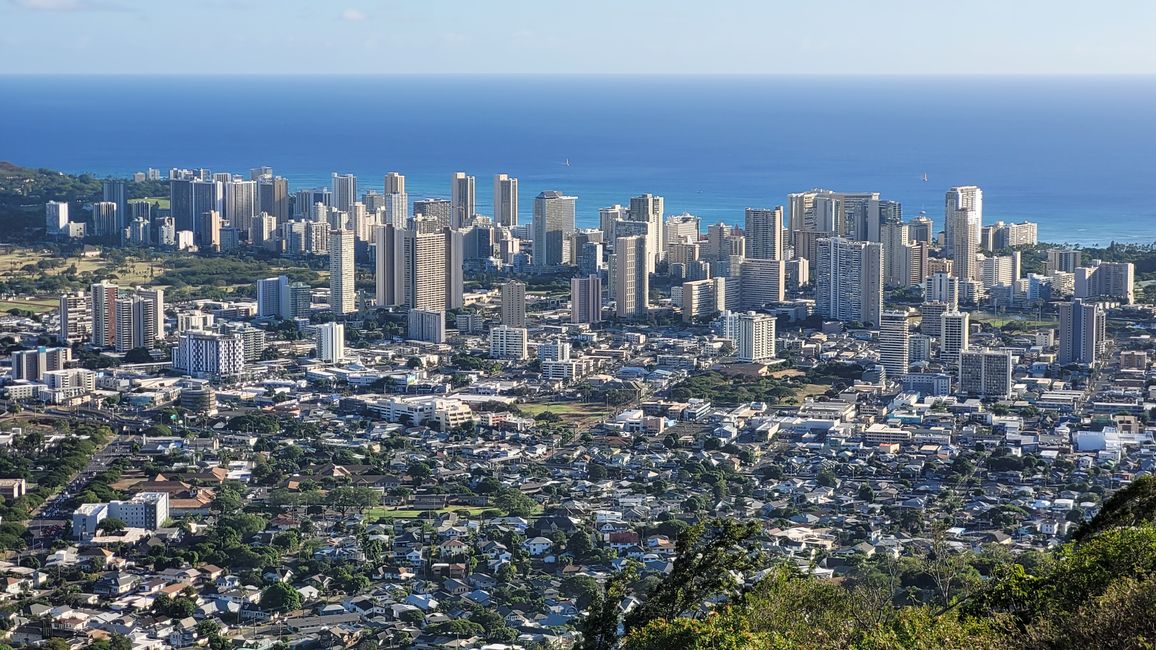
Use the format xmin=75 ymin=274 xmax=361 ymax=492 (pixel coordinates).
xmin=3 ymin=0 xmax=1156 ymax=75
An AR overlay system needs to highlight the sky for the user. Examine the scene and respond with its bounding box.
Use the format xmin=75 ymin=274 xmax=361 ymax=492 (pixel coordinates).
xmin=2 ymin=0 xmax=1155 ymax=75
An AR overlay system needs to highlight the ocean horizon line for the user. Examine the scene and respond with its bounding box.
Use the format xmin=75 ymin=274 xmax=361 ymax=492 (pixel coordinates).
xmin=4 ymin=72 xmax=1156 ymax=79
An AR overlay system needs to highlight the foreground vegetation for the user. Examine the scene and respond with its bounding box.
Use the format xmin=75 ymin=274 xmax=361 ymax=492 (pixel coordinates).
xmin=578 ymin=477 xmax=1156 ymax=650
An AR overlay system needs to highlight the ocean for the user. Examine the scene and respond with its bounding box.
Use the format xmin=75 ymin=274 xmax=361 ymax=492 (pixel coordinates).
xmin=2 ymin=74 xmax=1155 ymax=246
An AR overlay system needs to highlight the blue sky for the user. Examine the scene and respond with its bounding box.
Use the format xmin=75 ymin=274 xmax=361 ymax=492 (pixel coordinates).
xmin=2 ymin=0 xmax=1154 ymax=74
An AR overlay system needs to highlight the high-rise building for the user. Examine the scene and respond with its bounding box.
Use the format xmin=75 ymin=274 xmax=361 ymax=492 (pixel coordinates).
xmin=489 ymin=326 xmax=528 ymax=360
xmin=925 ymin=272 xmax=959 ymax=309
xmin=1059 ymin=298 xmax=1105 ymax=365
xmin=101 ymin=180 xmax=127 ymax=230
xmin=879 ymin=221 xmax=910 ymax=287
xmin=258 ymin=176 xmax=290 ymax=225
xmin=404 ymin=228 xmax=448 ymax=312
xmin=198 ymin=210 xmax=221 ymax=251
xmin=745 ymin=207 xmax=783 ymax=260
xmin=909 ymin=334 xmax=932 ymax=364
xmin=815 ymin=237 xmax=883 ymax=327
xmin=908 ymin=216 xmax=934 ymax=245
xmin=681 ymin=278 xmax=726 ymax=323
xmin=879 ymin=310 xmax=911 ymax=380
xmin=58 ymin=291 xmax=91 ymax=343
xmin=451 ymin=172 xmax=476 ymax=228
xmin=493 ymin=173 xmax=518 ymax=227
xmin=112 ymin=288 xmax=164 ymax=353
xmin=92 ymin=202 xmax=119 ymax=239
xmin=738 ymin=259 xmax=785 ymax=309
xmin=172 ymin=330 xmax=245 ymax=382
xmin=295 ymin=188 xmax=332 ymax=219
xmin=570 ymin=275 xmax=602 ymax=325
xmin=191 ymin=180 xmax=223 ymax=239
xmin=410 ymin=198 xmax=449 ymax=227
xmin=257 ymin=277 xmax=311 ymax=320
xmin=532 ymin=191 xmax=577 ymax=267
xmin=940 ymin=311 xmax=970 ymax=365
xmin=951 ymin=208 xmax=980 ymax=281
xmin=382 ymin=189 xmax=408 ymax=230
xmin=987 ymin=221 xmax=1038 ymax=250
xmin=169 ymin=178 xmax=194 ymax=232
xmin=501 ymin=281 xmax=526 ymax=328
xmin=612 ymin=235 xmax=649 ymax=319
xmin=959 ymin=349 xmax=1013 ymax=399
xmin=375 ymin=224 xmax=406 ymax=307
xmin=721 ymin=311 xmax=776 ymax=363
xmin=223 ymin=179 xmax=257 ymax=228
xmin=407 ymin=308 xmax=445 ymax=343
xmin=398 ymin=227 xmax=463 ymax=312
xmin=920 ymin=301 xmax=949 ymax=339
xmin=316 ymin=322 xmax=345 ymax=362
xmin=599 ymin=205 xmax=628 ymax=243
xmin=1075 ymin=261 xmax=1135 ymax=304
xmin=944 ymin=185 xmax=982 ymax=252
xmin=665 ymin=214 xmax=700 ymax=250
xmin=628 ymin=194 xmax=665 ymax=270
xmin=90 ymin=282 xmax=121 ymax=348
xmin=45 ymin=201 xmax=69 ymax=234
xmin=385 ymin=171 xmax=405 ymax=195
xmin=329 ymin=229 xmax=356 ymax=315
xmin=332 ymin=173 xmax=357 ymax=213
xmin=980 ymin=255 xmax=1017 ymax=290
xmin=10 ymin=346 xmax=72 ymax=381
xmin=1047 ymin=249 xmax=1083 ymax=274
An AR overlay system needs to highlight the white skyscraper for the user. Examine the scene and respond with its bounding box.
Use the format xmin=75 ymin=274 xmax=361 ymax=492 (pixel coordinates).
xmin=738 ymin=258 xmax=785 ymax=309
xmin=815 ymin=237 xmax=883 ymax=327
xmin=332 ymin=173 xmax=357 ymax=213
xmin=501 ymin=281 xmax=527 ymax=328
xmin=612 ymin=235 xmax=649 ymax=319
xmin=925 ymin=272 xmax=959 ymax=309
xmin=172 ymin=330 xmax=246 ymax=382
xmin=944 ymin=185 xmax=982 ymax=253
xmin=879 ymin=310 xmax=911 ymax=380
xmin=59 ymin=291 xmax=91 ymax=343
xmin=681 ymin=278 xmax=726 ymax=323
xmin=494 ymin=173 xmax=518 ymax=227
xmin=46 ymin=201 xmax=69 ymax=234
xmin=940 ymin=311 xmax=970 ymax=366
xmin=329 ymin=229 xmax=356 ymax=314
xmin=628 ymin=194 xmax=664 ymax=272
xmin=382 ymin=172 xmax=408 ymax=229
xmin=451 ymin=172 xmax=476 ymax=228
xmin=489 ymin=326 xmax=529 ymax=360
xmin=727 ymin=311 xmax=776 ymax=363
xmin=532 ymin=191 xmax=577 ymax=267
xmin=316 ymin=322 xmax=345 ymax=362
xmin=951 ymin=208 xmax=980 ymax=281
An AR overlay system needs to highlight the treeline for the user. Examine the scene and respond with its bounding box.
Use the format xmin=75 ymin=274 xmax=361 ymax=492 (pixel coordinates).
xmin=157 ymin=256 xmax=320 ymax=298
xmin=0 ymin=421 xmax=115 ymax=550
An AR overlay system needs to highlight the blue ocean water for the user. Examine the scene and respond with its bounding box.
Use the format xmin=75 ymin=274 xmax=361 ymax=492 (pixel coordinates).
xmin=2 ymin=74 xmax=1155 ymax=246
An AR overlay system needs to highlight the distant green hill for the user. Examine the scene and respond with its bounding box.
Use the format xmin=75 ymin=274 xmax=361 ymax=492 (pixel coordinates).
xmin=0 ymin=163 xmax=166 ymax=241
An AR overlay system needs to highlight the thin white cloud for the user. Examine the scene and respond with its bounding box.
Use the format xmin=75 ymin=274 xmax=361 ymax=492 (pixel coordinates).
xmin=10 ymin=0 xmax=119 ymax=10
xmin=341 ymin=8 xmax=367 ymax=22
